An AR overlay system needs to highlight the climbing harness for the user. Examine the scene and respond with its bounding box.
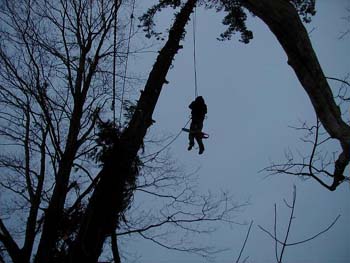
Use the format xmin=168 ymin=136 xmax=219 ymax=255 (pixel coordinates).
xmin=181 ymin=128 xmax=209 ymax=139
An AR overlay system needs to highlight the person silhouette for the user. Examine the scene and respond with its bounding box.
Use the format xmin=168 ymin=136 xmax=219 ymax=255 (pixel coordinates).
xmin=187 ymin=96 xmax=207 ymax=154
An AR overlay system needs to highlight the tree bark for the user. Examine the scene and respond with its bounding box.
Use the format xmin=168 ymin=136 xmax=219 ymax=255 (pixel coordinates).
xmin=66 ymin=0 xmax=197 ymax=262
xmin=242 ymin=0 xmax=350 ymax=189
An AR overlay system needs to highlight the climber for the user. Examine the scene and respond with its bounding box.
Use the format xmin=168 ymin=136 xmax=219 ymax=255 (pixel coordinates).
xmin=187 ymin=96 xmax=207 ymax=154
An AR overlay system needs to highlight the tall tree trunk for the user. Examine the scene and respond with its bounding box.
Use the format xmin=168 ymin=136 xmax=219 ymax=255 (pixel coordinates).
xmin=36 ymin=2 xmax=116 ymax=259
xmin=35 ymin=101 xmax=84 ymax=263
xmin=0 ymin=219 xmax=22 ymax=263
xmin=66 ymin=0 xmax=197 ymax=262
xmin=22 ymin=128 xmax=48 ymax=262
xmin=242 ymin=0 xmax=350 ymax=189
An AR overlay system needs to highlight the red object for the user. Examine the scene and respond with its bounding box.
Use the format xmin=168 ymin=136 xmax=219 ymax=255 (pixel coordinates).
xmin=182 ymin=128 xmax=209 ymax=139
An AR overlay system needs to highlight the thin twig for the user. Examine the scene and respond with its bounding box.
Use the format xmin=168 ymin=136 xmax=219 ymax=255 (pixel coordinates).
xmin=278 ymin=186 xmax=296 ymax=262
xmin=326 ymin=76 xmax=350 ymax=87
xmin=259 ymin=187 xmax=341 ymax=263
xmin=236 ymin=220 xmax=253 ymax=263
xmin=286 ymin=214 xmax=341 ymax=246
xmin=274 ymin=204 xmax=278 ymax=263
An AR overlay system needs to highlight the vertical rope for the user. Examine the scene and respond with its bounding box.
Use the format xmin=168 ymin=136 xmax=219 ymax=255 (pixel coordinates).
xmin=192 ymin=4 xmax=198 ymax=99
xmin=112 ymin=0 xmax=118 ymax=125
xmin=119 ymin=0 xmax=136 ymax=127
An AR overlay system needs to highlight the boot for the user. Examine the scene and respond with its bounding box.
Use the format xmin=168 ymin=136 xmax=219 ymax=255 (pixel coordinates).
xmin=198 ymin=144 xmax=204 ymax=155
xmin=188 ymin=143 xmax=194 ymax=151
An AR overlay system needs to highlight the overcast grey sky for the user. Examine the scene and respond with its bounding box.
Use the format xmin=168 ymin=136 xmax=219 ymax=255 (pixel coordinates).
xmin=120 ymin=1 xmax=350 ymax=262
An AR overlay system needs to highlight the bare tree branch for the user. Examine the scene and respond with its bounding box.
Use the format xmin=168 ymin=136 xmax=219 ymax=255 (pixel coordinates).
xmin=0 ymin=218 xmax=21 ymax=262
xmin=236 ymin=220 xmax=253 ymax=263
xmin=258 ymin=187 xmax=341 ymax=263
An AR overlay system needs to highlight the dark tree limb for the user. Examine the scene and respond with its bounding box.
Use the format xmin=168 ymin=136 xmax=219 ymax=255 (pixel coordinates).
xmin=22 ymin=127 xmax=49 ymax=262
xmin=35 ymin=3 xmax=118 ymax=262
xmin=263 ymin=114 xmax=349 ymax=191
xmin=243 ymin=0 xmax=350 ymax=190
xmin=0 ymin=218 xmax=21 ymax=263
xmin=111 ymin=232 xmax=121 ymax=263
xmin=326 ymin=76 xmax=350 ymax=88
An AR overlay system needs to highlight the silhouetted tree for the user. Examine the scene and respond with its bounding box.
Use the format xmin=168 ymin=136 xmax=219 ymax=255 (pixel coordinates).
xmin=1 ymin=0 xmax=349 ymax=262
xmin=241 ymin=0 xmax=349 ymax=190
xmin=0 ymin=0 xmax=124 ymax=261
xmin=0 ymin=1 xmax=240 ymax=262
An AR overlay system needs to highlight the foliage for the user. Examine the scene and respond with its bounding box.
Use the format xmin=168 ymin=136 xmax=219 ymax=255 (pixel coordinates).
xmin=290 ymin=0 xmax=316 ymax=23
xmin=93 ymin=120 xmax=122 ymax=164
xmin=214 ymin=0 xmax=253 ymax=43
xmin=139 ymin=0 xmax=316 ymax=44
xmin=139 ymin=0 xmax=182 ymax=38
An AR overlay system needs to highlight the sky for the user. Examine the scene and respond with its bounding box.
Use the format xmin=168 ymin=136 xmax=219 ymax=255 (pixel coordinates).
xmin=118 ymin=1 xmax=350 ymax=263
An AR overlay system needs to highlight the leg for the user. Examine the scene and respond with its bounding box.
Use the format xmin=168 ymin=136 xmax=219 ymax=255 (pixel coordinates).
xmin=188 ymin=132 xmax=194 ymax=150
xmin=195 ymin=135 xmax=204 ymax=154
xmin=188 ymin=122 xmax=195 ymax=150
xmin=194 ymin=122 xmax=204 ymax=154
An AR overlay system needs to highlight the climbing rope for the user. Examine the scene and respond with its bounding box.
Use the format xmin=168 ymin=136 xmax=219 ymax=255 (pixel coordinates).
xmin=142 ymin=6 xmax=202 ymax=162
xmin=141 ymin=118 xmax=191 ymax=163
xmin=119 ymin=0 xmax=136 ymax=127
xmin=192 ymin=4 xmax=198 ymax=98
xmin=139 ymin=5 xmax=204 ymax=162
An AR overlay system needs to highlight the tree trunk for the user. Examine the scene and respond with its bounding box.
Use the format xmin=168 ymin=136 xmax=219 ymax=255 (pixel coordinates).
xmin=242 ymin=0 xmax=350 ymax=189
xmin=66 ymin=0 xmax=197 ymax=262
xmin=35 ymin=101 xmax=84 ymax=263
xmin=22 ymin=128 xmax=48 ymax=262
xmin=36 ymin=3 xmax=117 ymax=260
